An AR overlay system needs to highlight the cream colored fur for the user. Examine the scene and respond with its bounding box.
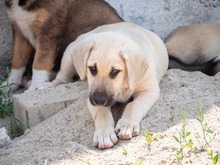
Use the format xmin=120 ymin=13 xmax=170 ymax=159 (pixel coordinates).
xmin=165 ymin=23 xmax=220 ymax=74
xmin=50 ymin=22 xmax=168 ymax=149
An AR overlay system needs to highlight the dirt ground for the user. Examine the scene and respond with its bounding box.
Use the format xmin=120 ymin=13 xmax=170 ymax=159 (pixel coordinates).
xmin=0 ymin=69 xmax=219 ymax=165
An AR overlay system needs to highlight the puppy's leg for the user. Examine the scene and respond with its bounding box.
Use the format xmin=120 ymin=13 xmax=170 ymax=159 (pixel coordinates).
xmin=50 ymin=48 xmax=76 ymax=87
xmin=4 ymin=28 xmax=33 ymax=91
xmin=116 ymin=84 xmax=160 ymax=140
xmin=26 ymin=28 xmax=60 ymax=92
xmin=37 ymin=47 xmax=77 ymax=89
xmin=88 ymin=99 xmax=118 ymax=149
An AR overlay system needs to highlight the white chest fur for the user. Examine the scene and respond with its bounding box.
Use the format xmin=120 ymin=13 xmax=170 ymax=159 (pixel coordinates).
xmin=7 ymin=0 xmax=36 ymax=48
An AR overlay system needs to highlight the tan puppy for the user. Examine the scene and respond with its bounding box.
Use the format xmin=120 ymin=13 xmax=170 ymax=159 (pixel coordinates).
xmin=4 ymin=0 xmax=122 ymax=92
xmin=49 ymin=22 xmax=168 ymax=149
xmin=165 ymin=23 xmax=220 ymax=76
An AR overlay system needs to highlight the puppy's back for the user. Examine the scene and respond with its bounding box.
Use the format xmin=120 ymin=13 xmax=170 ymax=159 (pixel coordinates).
xmin=165 ymin=23 xmax=220 ymax=75
xmin=165 ymin=23 xmax=220 ymax=63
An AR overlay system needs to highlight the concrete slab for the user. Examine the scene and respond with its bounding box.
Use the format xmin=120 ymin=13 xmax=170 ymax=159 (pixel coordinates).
xmin=12 ymin=81 xmax=88 ymax=130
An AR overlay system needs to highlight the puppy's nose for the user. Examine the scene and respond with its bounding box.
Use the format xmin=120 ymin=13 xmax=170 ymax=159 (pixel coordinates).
xmin=89 ymin=92 xmax=114 ymax=107
xmin=93 ymin=94 xmax=108 ymax=105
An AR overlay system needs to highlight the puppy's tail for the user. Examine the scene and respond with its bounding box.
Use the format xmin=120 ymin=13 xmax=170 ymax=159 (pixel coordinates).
xmin=168 ymin=55 xmax=220 ymax=76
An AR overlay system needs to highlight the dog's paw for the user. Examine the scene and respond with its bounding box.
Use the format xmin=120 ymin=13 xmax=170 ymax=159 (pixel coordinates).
xmin=115 ymin=118 xmax=140 ymax=140
xmin=93 ymin=127 xmax=118 ymax=149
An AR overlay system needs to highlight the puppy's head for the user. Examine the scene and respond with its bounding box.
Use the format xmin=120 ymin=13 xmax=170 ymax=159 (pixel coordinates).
xmin=71 ymin=32 xmax=148 ymax=107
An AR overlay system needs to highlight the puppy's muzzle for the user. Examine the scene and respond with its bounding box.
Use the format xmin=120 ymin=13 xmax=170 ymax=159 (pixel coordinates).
xmin=89 ymin=91 xmax=116 ymax=107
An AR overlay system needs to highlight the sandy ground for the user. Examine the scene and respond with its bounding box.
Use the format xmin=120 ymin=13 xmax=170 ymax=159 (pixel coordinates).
xmin=0 ymin=69 xmax=219 ymax=165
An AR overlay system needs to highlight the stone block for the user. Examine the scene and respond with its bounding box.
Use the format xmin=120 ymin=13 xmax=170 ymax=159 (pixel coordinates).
xmin=12 ymin=81 xmax=88 ymax=130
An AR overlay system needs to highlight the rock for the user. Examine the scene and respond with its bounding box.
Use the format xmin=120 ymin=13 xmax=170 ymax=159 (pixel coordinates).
xmin=0 ymin=127 xmax=11 ymax=148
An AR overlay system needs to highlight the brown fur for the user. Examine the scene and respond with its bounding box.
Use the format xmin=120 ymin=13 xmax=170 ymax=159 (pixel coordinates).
xmin=11 ymin=23 xmax=33 ymax=69
xmin=5 ymin=0 xmax=123 ymax=91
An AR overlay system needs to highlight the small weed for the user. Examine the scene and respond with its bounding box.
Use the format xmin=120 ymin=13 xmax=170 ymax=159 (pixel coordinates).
xmin=169 ymin=115 xmax=174 ymax=125
xmin=209 ymin=150 xmax=219 ymax=165
xmin=134 ymin=160 xmax=143 ymax=165
xmin=122 ymin=146 xmax=128 ymax=156
xmin=0 ymin=68 xmax=24 ymax=138
xmin=143 ymin=129 xmax=155 ymax=148
xmin=172 ymin=112 xmax=193 ymax=162
xmin=172 ymin=104 xmax=218 ymax=165
xmin=196 ymin=103 xmax=216 ymax=151
xmin=77 ymin=157 xmax=91 ymax=165
xmin=0 ymin=68 xmax=13 ymax=118
xmin=9 ymin=117 xmax=24 ymax=139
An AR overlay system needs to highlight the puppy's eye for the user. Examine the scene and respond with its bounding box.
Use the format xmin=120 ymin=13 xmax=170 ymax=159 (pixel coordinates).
xmin=109 ymin=68 xmax=121 ymax=79
xmin=88 ymin=65 xmax=97 ymax=76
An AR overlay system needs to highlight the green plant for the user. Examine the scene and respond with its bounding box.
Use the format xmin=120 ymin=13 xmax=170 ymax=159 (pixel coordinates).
xmin=77 ymin=158 xmax=91 ymax=165
xmin=209 ymin=150 xmax=219 ymax=165
xmin=122 ymin=146 xmax=128 ymax=156
xmin=169 ymin=115 xmax=174 ymax=125
xmin=172 ymin=104 xmax=218 ymax=165
xmin=172 ymin=112 xmax=193 ymax=162
xmin=196 ymin=103 xmax=216 ymax=151
xmin=143 ymin=129 xmax=156 ymax=148
xmin=9 ymin=117 xmax=24 ymax=139
xmin=0 ymin=68 xmax=24 ymax=139
xmin=134 ymin=160 xmax=143 ymax=165
xmin=0 ymin=68 xmax=14 ymax=118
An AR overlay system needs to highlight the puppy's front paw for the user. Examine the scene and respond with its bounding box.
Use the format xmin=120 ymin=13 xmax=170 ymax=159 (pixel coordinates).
xmin=115 ymin=118 xmax=140 ymax=140
xmin=93 ymin=127 xmax=118 ymax=149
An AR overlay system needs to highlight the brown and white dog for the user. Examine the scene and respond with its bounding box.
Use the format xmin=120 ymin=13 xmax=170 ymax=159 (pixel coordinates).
xmin=47 ymin=22 xmax=168 ymax=149
xmin=4 ymin=0 xmax=122 ymax=92
xmin=165 ymin=23 xmax=220 ymax=76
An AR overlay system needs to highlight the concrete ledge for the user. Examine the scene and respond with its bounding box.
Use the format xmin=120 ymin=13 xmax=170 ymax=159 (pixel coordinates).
xmin=12 ymin=81 xmax=88 ymax=130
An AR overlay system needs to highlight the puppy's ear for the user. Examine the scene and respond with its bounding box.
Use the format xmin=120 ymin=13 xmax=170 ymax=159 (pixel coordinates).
xmin=120 ymin=44 xmax=149 ymax=90
xmin=69 ymin=35 xmax=95 ymax=80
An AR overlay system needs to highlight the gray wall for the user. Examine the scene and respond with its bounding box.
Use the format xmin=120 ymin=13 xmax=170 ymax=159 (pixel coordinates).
xmin=1 ymin=0 xmax=220 ymax=76
xmin=0 ymin=0 xmax=12 ymax=77
xmin=106 ymin=0 xmax=220 ymax=39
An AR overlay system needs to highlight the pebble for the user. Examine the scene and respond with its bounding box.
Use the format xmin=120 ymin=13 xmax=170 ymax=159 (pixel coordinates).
xmin=0 ymin=127 xmax=11 ymax=148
